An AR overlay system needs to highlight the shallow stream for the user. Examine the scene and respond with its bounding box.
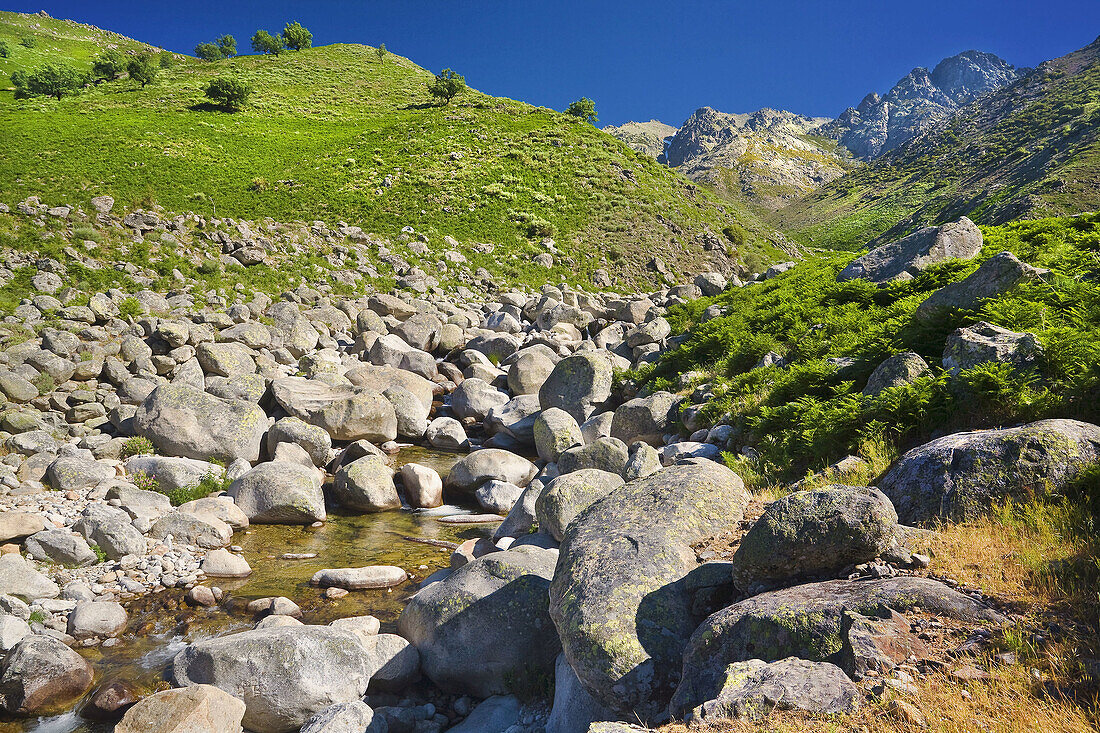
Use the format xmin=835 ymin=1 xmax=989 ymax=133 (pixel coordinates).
xmin=2 ymin=448 xmax=481 ymax=733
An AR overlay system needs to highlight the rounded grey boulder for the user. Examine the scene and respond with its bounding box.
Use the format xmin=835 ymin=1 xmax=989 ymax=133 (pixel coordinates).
xmin=445 ymin=449 xmax=537 ymax=494
xmin=134 ymin=384 xmax=268 ymax=463
xmin=877 ymin=418 xmax=1100 ymax=523
xmin=333 ymin=455 xmax=400 ymax=512
xmin=730 ymin=485 xmax=899 ymax=588
xmin=535 ymin=469 xmax=624 ymax=541
xmin=539 ymin=351 xmax=614 ymax=423
xmin=228 ymin=461 xmax=326 ymax=524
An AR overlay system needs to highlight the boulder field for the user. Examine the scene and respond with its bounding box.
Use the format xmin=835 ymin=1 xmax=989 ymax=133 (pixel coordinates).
xmin=0 ymin=203 xmax=1092 ymax=732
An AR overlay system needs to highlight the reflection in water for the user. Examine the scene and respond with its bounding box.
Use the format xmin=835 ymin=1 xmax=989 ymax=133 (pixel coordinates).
xmin=3 ymin=448 xmax=483 ymax=733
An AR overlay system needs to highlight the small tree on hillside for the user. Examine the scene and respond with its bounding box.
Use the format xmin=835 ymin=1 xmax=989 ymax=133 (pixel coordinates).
xmin=376 ymin=43 xmax=387 ymax=64
xmin=92 ymin=50 xmax=126 ymax=82
xmin=159 ymin=50 xmax=174 ymax=68
xmin=566 ymin=97 xmax=598 ymax=125
xmin=19 ymin=36 xmax=35 ymax=49
xmin=428 ymin=68 xmax=465 ymax=105
xmin=251 ymin=30 xmax=283 ymax=56
xmin=195 ymin=42 xmax=221 ymax=61
xmin=282 ymin=22 xmax=312 ymax=51
xmin=127 ymin=53 xmax=157 ymax=88
xmin=204 ymin=77 xmax=253 ymax=111
xmin=14 ymin=63 xmax=87 ymax=100
xmin=216 ymin=34 xmax=237 ymax=58
xmin=0 ymin=40 xmax=11 ymax=59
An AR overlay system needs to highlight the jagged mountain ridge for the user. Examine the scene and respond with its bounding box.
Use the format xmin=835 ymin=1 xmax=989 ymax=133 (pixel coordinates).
xmin=818 ymin=50 xmax=1025 ymax=159
xmin=606 ymin=107 xmax=851 ymax=209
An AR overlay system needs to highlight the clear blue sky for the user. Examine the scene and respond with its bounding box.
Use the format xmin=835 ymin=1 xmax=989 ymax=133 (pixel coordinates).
xmin=11 ymin=1 xmax=1100 ymax=125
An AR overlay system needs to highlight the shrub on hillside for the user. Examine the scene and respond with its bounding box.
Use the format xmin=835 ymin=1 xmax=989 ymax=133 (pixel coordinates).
xmin=282 ymin=22 xmax=312 ymax=51
xmin=0 ymin=40 xmax=11 ymax=58
xmin=92 ymin=50 xmax=126 ymax=82
xmin=251 ymin=29 xmax=283 ymax=56
xmin=12 ymin=63 xmax=87 ymax=100
xmin=565 ymin=97 xmax=598 ymax=125
xmin=204 ymin=77 xmax=253 ymax=111
xmin=376 ymin=43 xmax=387 ymax=64
xmin=19 ymin=36 xmax=35 ymax=49
xmin=127 ymin=53 xmax=157 ymax=88
xmin=428 ymin=68 xmax=465 ymax=105
xmin=194 ymin=42 xmax=221 ymax=61
xmin=216 ymin=34 xmax=237 ymax=58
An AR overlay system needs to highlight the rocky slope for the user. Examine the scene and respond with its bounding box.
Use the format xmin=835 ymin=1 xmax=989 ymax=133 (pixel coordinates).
xmin=818 ymin=50 xmax=1024 ymax=159
xmin=777 ymin=36 xmax=1100 ymax=248
xmin=607 ymin=107 xmax=850 ymax=209
xmin=600 ymin=119 xmax=677 ymax=159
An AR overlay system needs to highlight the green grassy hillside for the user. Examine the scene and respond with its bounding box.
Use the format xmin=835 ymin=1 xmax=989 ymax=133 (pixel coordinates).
xmin=0 ymin=10 xmax=162 ymax=84
xmin=0 ymin=11 xmax=784 ymax=290
xmin=640 ymin=214 xmax=1100 ymax=482
xmin=773 ymin=37 xmax=1100 ymax=250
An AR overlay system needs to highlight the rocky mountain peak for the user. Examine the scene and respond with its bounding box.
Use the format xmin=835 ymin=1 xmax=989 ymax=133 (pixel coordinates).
xmin=818 ymin=50 xmax=1022 ymax=159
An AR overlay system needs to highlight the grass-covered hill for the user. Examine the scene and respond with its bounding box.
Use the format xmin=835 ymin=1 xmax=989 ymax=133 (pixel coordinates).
xmin=640 ymin=213 xmax=1100 ymax=484
xmin=0 ymin=11 xmax=785 ymax=291
xmin=773 ymin=36 xmax=1100 ymax=250
xmin=0 ymin=9 xmax=164 ymax=79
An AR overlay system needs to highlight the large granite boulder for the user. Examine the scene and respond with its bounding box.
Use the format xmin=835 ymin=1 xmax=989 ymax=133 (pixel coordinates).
xmin=228 ymin=461 xmax=326 ymax=524
xmin=170 ymin=626 xmax=373 ymax=733
xmin=674 ymin=657 xmax=859 ymax=723
xmin=549 ymin=460 xmax=750 ymax=719
xmin=672 ymin=577 xmax=1002 ymax=717
xmin=0 ymin=635 xmax=94 ymax=714
xmin=445 ymin=449 xmax=537 ymax=494
xmin=877 ymin=419 xmax=1100 ymax=523
xmin=0 ymin=554 xmax=59 ymax=600
xmin=942 ymin=321 xmax=1042 ymax=375
xmin=730 ymin=485 xmax=899 ymax=588
xmin=546 ymin=653 xmax=616 ymax=733
xmin=610 ymin=392 xmax=680 ymax=446
xmin=134 ymin=384 xmax=267 ymax=463
xmin=116 ymin=685 xmax=247 ymax=733
xmin=333 ymin=455 xmax=400 ymax=512
xmin=539 ymin=352 xmax=614 ymax=423
xmin=345 ymin=363 xmax=435 ymax=414
xmin=266 ymin=417 xmax=333 ymax=468
xmin=398 ymin=547 xmax=560 ymax=697
xmin=272 ymin=377 xmax=397 ymax=443
xmin=838 ymin=217 xmax=983 ymax=283
xmin=533 ymin=408 xmax=584 ymax=463
xmin=44 ymin=454 xmax=115 ymax=492
xmin=535 ymin=469 xmax=624 ymax=541
xmin=915 ymin=251 xmax=1047 ymax=321
xmin=124 ymin=455 xmax=225 ymax=494
xmin=863 ymin=352 xmax=931 ymax=396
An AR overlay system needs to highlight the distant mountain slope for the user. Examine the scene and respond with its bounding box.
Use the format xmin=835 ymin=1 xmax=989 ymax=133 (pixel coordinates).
xmin=602 ymin=119 xmax=677 ymax=159
xmin=774 ymin=36 xmax=1100 ymax=249
xmin=0 ymin=11 xmax=787 ymax=290
xmin=607 ymin=107 xmax=851 ymax=209
xmin=818 ymin=51 xmax=1023 ymax=159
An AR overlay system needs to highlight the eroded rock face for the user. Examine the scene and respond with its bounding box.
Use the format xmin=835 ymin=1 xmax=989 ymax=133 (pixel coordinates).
xmin=730 ymin=485 xmax=899 ymax=588
xmin=549 ymin=460 xmax=750 ymax=719
xmin=877 ymin=419 xmax=1100 ymax=523
xmin=671 ymin=576 xmax=1003 ymax=716
xmin=838 ymin=218 xmax=983 ymax=283
xmin=134 ymin=384 xmax=267 ymax=463
xmin=170 ymin=626 xmax=373 ymax=733
xmin=398 ymin=547 xmax=560 ymax=697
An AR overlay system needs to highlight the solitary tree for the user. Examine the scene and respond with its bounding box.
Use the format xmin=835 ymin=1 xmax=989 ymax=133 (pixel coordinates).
xmin=204 ymin=77 xmax=253 ymax=111
xmin=216 ymin=34 xmax=237 ymax=58
xmin=0 ymin=40 xmax=11 ymax=59
xmin=282 ymin=22 xmax=312 ymax=51
xmin=92 ymin=50 xmax=126 ymax=82
xmin=251 ymin=30 xmax=283 ymax=56
xmin=566 ymin=97 xmax=598 ymax=125
xmin=428 ymin=68 xmax=465 ymax=105
xmin=376 ymin=43 xmax=387 ymax=64
xmin=159 ymin=50 xmax=174 ymax=68
xmin=14 ymin=63 xmax=87 ymax=99
xmin=127 ymin=53 xmax=157 ymax=88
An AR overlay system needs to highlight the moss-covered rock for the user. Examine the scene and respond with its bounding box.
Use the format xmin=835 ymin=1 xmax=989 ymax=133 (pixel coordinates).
xmin=877 ymin=418 xmax=1100 ymax=524
xmin=549 ymin=459 xmax=750 ymax=720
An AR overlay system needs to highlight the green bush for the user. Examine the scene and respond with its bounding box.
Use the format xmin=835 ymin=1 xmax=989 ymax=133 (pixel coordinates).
xmin=428 ymin=68 xmax=465 ymax=105
xmin=251 ymin=29 xmax=283 ymax=56
xmin=120 ymin=436 xmax=155 ymax=459
xmin=282 ymin=22 xmax=312 ymax=51
xmin=19 ymin=36 xmax=35 ymax=49
xmin=92 ymin=50 xmax=126 ymax=82
xmin=204 ymin=77 xmax=253 ymax=112
xmin=13 ymin=63 xmax=87 ymax=100
xmin=126 ymin=53 xmax=158 ymax=88
xmin=117 ymin=296 xmax=143 ymax=320
xmin=169 ymin=470 xmax=231 ymax=506
xmin=565 ymin=97 xmax=598 ymax=125
xmin=0 ymin=40 xmax=10 ymax=58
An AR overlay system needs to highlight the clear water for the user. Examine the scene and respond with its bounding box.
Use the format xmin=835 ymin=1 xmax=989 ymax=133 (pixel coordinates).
xmin=1 ymin=448 xmax=482 ymax=733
